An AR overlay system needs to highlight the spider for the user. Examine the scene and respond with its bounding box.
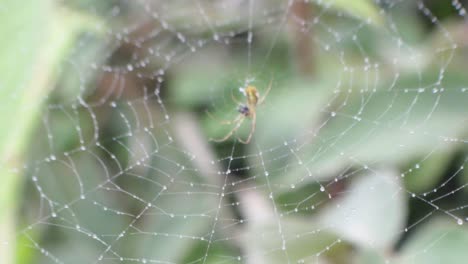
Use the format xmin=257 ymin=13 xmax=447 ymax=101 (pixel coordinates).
xmin=208 ymin=79 xmax=272 ymax=144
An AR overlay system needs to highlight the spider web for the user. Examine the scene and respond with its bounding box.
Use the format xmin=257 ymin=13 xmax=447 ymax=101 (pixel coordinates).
xmin=7 ymin=0 xmax=468 ymax=263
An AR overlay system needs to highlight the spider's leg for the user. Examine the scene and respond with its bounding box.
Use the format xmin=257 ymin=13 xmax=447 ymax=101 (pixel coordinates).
xmin=258 ymin=77 xmax=273 ymax=105
xmin=238 ymin=112 xmax=256 ymax=144
xmin=210 ymin=115 xmax=245 ymax=142
xmin=206 ymin=110 xmax=235 ymax=125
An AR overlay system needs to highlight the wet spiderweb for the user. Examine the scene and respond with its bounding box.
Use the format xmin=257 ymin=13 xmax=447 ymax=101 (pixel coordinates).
xmin=11 ymin=0 xmax=468 ymax=263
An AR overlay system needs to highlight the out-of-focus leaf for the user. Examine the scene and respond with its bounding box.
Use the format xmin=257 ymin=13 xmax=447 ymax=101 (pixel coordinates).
xmin=266 ymin=70 xmax=468 ymax=190
xmin=403 ymin=151 xmax=454 ymax=193
xmin=353 ymin=249 xmax=388 ymax=264
xmin=170 ymin=47 xmax=240 ymax=108
xmin=0 ymin=3 xmax=103 ymax=166
xmin=134 ymin=193 xmax=217 ymax=263
xmin=23 ymin=150 xmax=128 ymax=264
xmin=275 ymin=183 xmax=328 ymax=215
xmin=255 ymin=78 xmax=334 ymax=146
xmin=0 ymin=0 xmax=59 ymax=263
xmin=16 ymin=230 xmax=38 ymax=264
xmin=244 ymin=77 xmax=337 ymax=188
xmin=396 ymin=218 xmax=468 ymax=264
xmin=382 ymin=2 xmax=426 ymax=44
xmin=316 ymin=0 xmax=383 ymax=26
xmin=0 ymin=0 xmax=104 ymax=262
xmin=236 ymin=186 xmax=350 ymax=263
xmin=462 ymin=153 xmax=468 ymax=194
xmin=0 ymin=3 xmax=52 ymax=244
xmin=245 ymin=218 xmax=349 ymax=263
xmin=186 ymin=242 xmax=239 ymax=264
xmin=318 ymin=169 xmax=406 ymax=250
xmin=131 ymin=134 xmax=222 ymax=263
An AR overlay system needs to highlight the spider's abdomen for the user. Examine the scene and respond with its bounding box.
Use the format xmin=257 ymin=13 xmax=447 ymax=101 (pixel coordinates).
xmin=238 ymin=104 xmax=250 ymax=116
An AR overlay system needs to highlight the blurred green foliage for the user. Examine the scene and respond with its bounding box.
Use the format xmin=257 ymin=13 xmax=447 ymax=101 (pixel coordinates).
xmin=1 ymin=0 xmax=468 ymax=264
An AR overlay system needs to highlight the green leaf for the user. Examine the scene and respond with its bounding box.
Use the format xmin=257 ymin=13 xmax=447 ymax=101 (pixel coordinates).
xmin=397 ymin=218 xmax=468 ymax=264
xmin=132 ymin=135 xmax=222 ymax=263
xmin=265 ymin=70 xmax=468 ymax=191
xmin=245 ymin=77 xmax=338 ymax=187
xmin=245 ymin=218 xmax=348 ymax=263
xmin=353 ymin=249 xmax=388 ymax=264
xmin=404 ymin=151 xmax=454 ymax=193
xmin=170 ymin=48 xmax=242 ymax=109
xmin=317 ymin=0 xmax=384 ymax=26
xmin=0 ymin=0 xmax=104 ymax=263
xmin=0 ymin=0 xmax=53 ymax=262
xmin=318 ymin=169 xmax=406 ymax=250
